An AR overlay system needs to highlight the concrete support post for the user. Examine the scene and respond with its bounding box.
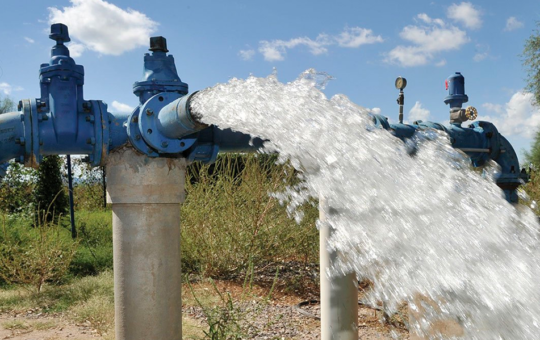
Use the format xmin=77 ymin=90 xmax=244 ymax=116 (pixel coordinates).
xmin=106 ymin=148 xmax=186 ymax=340
xmin=320 ymin=196 xmax=358 ymax=340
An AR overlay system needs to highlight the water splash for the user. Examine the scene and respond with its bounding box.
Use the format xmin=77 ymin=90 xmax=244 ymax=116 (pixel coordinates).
xmin=192 ymin=70 xmax=540 ymax=339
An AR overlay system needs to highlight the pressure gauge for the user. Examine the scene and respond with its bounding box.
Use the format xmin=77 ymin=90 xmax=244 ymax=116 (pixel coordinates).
xmin=395 ymin=77 xmax=407 ymax=90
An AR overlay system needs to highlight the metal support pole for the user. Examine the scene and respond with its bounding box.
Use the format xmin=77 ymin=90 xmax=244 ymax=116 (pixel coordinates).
xmin=398 ymin=90 xmax=404 ymax=124
xmin=320 ymin=196 xmax=358 ymax=340
xmin=106 ymin=148 xmax=185 ymax=340
xmin=66 ymin=155 xmax=76 ymax=239
xmin=102 ymin=166 xmax=107 ymax=209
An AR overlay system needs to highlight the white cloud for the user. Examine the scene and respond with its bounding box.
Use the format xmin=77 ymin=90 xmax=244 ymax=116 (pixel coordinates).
xmin=24 ymin=37 xmax=34 ymax=44
xmin=505 ymin=17 xmax=524 ymax=31
xmin=447 ymin=2 xmax=482 ymax=30
xmin=111 ymin=100 xmax=134 ymax=113
xmin=473 ymin=52 xmax=487 ymax=62
xmin=416 ymin=13 xmax=445 ymax=26
xmin=435 ymin=59 xmax=447 ymax=67
xmin=259 ymin=35 xmax=331 ymax=62
xmin=473 ymin=43 xmax=490 ymax=62
xmin=370 ymin=107 xmax=381 ymax=115
xmin=0 ymin=83 xmax=23 ymax=95
xmin=48 ymin=0 xmax=158 ymax=57
xmin=408 ymin=101 xmax=431 ymax=122
xmin=238 ymin=49 xmax=255 ymax=61
xmin=385 ymin=14 xmax=469 ymax=67
xmin=482 ymin=102 xmax=503 ymax=114
xmin=335 ymin=27 xmax=383 ymax=48
xmin=67 ymin=42 xmax=85 ymax=58
xmin=477 ymin=91 xmax=540 ymax=139
xmin=255 ymin=27 xmax=382 ymax=62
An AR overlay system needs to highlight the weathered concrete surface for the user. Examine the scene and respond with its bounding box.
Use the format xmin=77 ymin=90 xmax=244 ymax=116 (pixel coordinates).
xmin=107 ymin=148 xmax=186 ymax=340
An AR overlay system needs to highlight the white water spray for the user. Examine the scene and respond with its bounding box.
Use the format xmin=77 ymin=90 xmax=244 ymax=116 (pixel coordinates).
xmin=192 ymin=69 xmax=540 ymax=339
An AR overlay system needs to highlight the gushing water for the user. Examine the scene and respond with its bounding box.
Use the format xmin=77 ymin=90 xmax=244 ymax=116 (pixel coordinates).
xmin=192 ymin=69 xmax=540 ymax=339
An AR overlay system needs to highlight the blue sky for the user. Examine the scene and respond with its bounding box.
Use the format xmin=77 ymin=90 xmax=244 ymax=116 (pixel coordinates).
xmin=1 ymin=0 xmax=539 ymax=160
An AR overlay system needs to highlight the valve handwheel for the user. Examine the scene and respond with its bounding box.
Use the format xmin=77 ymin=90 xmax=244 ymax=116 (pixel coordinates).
xmin=465 ymin=106 xmax=478 ymax=121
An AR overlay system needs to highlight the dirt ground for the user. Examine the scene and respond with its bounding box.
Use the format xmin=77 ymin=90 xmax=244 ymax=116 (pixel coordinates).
xmin=0 ymin=279 xmax=408 ymax=339
xmin=0 ymin=314 xmax=101 ymax=340
xmin=0 ymin=310 xmax=406 ymax=340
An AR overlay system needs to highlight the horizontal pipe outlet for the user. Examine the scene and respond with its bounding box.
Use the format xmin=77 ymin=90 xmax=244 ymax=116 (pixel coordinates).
xmin=156 ymin=92 xmax=208 ymax=140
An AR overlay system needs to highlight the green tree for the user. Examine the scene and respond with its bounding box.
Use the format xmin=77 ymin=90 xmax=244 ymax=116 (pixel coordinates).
xmin=0 ymin=95 xmax=14 ymax=114
xmin=33 ymin=155 xmax=68 ymax=221
xmin=523 ymin=23 xmax=540 ymax=167
xmin=525 ymin=131 xmax=540 ymax=167
xmin=523 ymin=22 xmax=540 ymax=106
xmin=0 ymin=161 xmax=36 ymax=214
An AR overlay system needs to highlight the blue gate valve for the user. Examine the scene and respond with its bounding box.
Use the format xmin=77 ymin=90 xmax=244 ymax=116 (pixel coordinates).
xmin=125 ymin=35 xmax=264 ymax=163
xmin=0 ymin=23 xmax=110 ymax=168
xmin=0 ymin=24 xmax=263 ymax=173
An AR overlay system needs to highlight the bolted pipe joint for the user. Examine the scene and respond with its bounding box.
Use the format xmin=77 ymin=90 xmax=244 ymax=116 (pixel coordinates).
xmin=157 ymin=92 xmax=207 ymax=140
xmin=126 ymin=92 xmax=208 ymax=157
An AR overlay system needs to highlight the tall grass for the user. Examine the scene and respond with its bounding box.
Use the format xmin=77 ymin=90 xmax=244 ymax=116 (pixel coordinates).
xmin=70 ymin=210 xmax=113 ymax=276
xmin=181 ymin=154 xmax=318 ymax=278
xmin=0 ymin=213 xmax=77 ymax=292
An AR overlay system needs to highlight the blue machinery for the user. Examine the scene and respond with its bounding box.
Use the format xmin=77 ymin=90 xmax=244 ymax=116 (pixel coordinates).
xmin=374 ymin=72 xmax=528 ymax=203
xmin=0 ymin=23 xmax=530 ymax=340
xmin=0 ymin=24 xmax=262 ymax=172
xmin=0 ymin=24 xmax=527 ymax=203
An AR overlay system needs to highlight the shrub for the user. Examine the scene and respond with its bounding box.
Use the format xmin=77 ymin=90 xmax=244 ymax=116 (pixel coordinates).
xmin=0 ymin=215 xmax=77 ymax=292
xmin=181 ymin=154 xmax=318 ymax=278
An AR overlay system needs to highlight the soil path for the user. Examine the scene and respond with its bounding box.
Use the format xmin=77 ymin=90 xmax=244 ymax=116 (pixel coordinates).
xmin=0 ymin=314 xmax=101 ymax=340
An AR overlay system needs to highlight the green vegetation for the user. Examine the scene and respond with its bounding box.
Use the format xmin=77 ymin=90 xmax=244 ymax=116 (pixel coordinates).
xmin=33 ymin=155 xmax=68 ymax=222
xmin=0 ymin=271 xmax=114 ymax=335
xmin=0 ymin=215 xmax=77 ymax=292
xmin=182 ymin=154 xmax=318 ymax=278
xmin=0 ymin=153 xmax=319 ymax=337
xmin=523 ymin=22 xmax=540 ymax=106
xmin=523 ymin=23 xmax=540 ymax=168
xmin=0 ymin=161 xmax=36 ymax=214
xmin=70 ymin=210 xmax=113 ymax=276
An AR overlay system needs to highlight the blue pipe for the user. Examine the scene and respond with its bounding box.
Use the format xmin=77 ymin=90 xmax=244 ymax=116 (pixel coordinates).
xmin=0 ymin=24 xmax=525 ymax=204
xmin=0 ymin=24 xmax=262 ymax=168
xmin=371 ymin=114 xmax=525 ymax=203
xmin=0 ymin=111 xmax=25 ymax=164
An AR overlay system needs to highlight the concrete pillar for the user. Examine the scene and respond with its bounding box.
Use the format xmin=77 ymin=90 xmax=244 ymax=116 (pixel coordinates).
xmin=320 ymin=196 xmax=358 ymax=340
xmin=106 ymin=148 xmax=185 ymax=340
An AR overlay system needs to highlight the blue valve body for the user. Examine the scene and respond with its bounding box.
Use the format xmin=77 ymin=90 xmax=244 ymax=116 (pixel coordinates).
xmin=0 ymin=24 xmax=524 ymax=204
xmin=444 ymin=72 xmax=469 ymax=109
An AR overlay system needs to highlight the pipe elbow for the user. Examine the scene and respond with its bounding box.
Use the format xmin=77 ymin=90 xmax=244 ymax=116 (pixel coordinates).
xmin=493 ymin=135 xmax=523 ymax=203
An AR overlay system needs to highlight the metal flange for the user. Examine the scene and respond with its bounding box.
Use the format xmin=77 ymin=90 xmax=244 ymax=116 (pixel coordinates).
xmin=138 ymin=93 xmax=197 ymax=154
xmin=127 ymin=107 xmax=159 ymax=157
